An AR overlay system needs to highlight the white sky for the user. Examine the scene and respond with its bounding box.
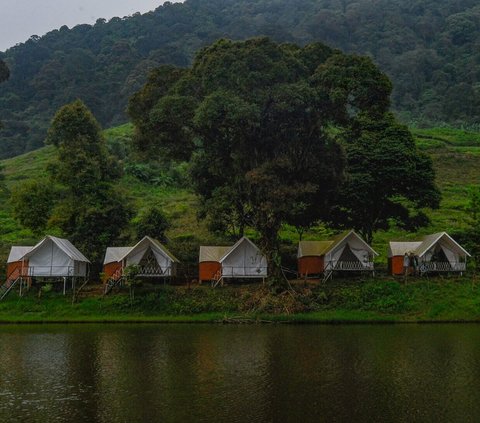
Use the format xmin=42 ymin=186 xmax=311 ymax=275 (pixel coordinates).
xmin=0 ymin=0 xmax=182 ymax=51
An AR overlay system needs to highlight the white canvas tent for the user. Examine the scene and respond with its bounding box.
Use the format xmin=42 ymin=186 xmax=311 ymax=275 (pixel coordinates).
xmin=323 ymin=231 xmax=378 ymax=271
xmin=9 ymin=236 xmax=90 ymax=278
xmin=388 ymin=232 xmax=470 ymax=272
xmin=104 ymin=236 xmax=179 ymax=277
xmin=219 ymin=237 xmax=268 ymax=278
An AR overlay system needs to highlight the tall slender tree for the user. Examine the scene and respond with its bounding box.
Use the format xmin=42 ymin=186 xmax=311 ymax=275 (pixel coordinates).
xmin=47 ymin=100 xmax=130 ymax=262
xmin=12 ymin=100 xmax=130 ymax=262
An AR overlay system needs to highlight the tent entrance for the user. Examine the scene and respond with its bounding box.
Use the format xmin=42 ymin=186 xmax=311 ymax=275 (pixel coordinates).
xmin=138 ymin=248 xmax=164 ymax=277
xmin=334 ymin=243 xmax=366 ymax=271
xmin=422 ymin=244 xmax=453 ymax=272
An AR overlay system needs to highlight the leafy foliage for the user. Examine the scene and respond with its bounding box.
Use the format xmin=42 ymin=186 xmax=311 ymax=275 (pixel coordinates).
xmin=464 ymin=187 xmax=480 ymax=270
xmin=133 ymin=39 xmax=343 ymax=242
xmin=11 ymin=101 xmax=131 ymax=262
xmin=130 ymin=38 xmax=439 ymax=263
xmin=134 ymin=207 xmax=171 ymax=242
xmin=0 ymin=59 xmax=8 ymax=130
xmin=2 ymin=0 xmax=480 ymax=158
xmin=0 ymin=60 xmax=8 ymax=84
xmin=11 ymin=180 xmax=56 ymax=234
xmin=131 ymin=38 xmax=431 ymax=282
xmin=330 ymin=113 xmax=441 ymax=242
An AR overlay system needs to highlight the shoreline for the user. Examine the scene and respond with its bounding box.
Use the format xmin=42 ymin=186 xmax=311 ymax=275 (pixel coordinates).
xmin=1 ymin=315 xmax=480 ymax=325
xmin=1 ymin=278 xmax=479 ymax=326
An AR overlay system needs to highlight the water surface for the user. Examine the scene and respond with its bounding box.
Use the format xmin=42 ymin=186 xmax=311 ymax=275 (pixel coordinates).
xmin=0 ymin=324 xmax=479 ymax=422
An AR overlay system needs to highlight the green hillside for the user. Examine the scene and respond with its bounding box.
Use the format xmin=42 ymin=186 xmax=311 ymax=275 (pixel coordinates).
xmin=0 ymin=125 xmax=479 ymax=278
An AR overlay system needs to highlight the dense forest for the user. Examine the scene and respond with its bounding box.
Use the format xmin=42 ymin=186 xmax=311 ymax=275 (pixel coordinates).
xmin=1 ymin=0 xmax=480 ymax=158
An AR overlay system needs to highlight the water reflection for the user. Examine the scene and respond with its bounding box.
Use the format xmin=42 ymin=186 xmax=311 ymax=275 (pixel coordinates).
xmin=0 ymin=324 xmax=479 ymax=422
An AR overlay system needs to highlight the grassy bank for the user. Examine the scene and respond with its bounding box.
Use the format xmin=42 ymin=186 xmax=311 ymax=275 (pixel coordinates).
xmin=1 ymin=278 xmax=480 ymax=324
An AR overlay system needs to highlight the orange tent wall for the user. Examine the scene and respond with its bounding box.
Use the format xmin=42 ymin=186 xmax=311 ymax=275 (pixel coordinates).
xmin=6 ymin=261 xmax=27 ymax=281
xmin=389 ymin=256 xmax=405 ymax=276
xmin=199 ymin=262 xmax=221 ymax=283
xmin=298 ymin=256 xmax=324 ymax=277
xmin=103 ymin=262 xmax=122 ymax=282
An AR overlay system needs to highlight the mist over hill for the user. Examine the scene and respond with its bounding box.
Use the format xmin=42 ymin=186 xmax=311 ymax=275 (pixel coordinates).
xmin=1 ymin=0 xmax=479 ymax=158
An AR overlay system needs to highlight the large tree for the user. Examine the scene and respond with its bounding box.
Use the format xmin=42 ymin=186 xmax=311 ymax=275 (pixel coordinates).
xmin=129 ymin=37 xmax=439 ymax=280
xmin=12 ymin=100 xmax=130 ymax=262
xmin=328 ymin=113 xmax=440 ymax=243
xmin=313 ymin=54 xmax=440 ymax=242
xmin=48 ymin=100 xmax=131 ymax=262
xmin=129 ymin=38 xmax=347 ymax=280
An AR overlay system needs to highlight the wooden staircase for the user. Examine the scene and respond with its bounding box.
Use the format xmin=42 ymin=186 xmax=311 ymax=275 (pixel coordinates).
xmin=104 ymin=268 xmax=124 ymax=295
xmin=211 ymin=270 xmax=224 ymax=288
xmin=0 ymin=277 xmax=21 ymax=301
xmin=72 ymin=279 xmax=90 ymax=303
xmin=322 ymin=263 xmax=334 ymax=283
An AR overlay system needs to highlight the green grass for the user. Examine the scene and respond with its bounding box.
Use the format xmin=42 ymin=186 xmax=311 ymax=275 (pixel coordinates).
xmin=0 ymin=126 xmax=479 ymax=272
xmin=1 ymin=278 xmax=480 ymax=323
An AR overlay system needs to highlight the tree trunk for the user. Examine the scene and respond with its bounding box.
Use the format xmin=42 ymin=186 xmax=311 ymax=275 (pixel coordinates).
xmin=260 ymin=227 xmax=286 ymax=291
xmin=361 ymin=227 xmax=374 ymax=245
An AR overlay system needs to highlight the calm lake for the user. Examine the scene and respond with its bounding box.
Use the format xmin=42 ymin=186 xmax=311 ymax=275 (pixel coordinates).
xmin=0 ymin=324 xmax=479 ymax=422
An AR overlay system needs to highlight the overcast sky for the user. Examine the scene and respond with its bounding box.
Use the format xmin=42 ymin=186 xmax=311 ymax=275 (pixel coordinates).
xmin=0 ymin=0 xmax=182 ymax=52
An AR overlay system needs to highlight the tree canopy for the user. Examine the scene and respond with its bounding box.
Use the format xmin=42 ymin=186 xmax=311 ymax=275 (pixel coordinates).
xmin=11 ymin=100 xmax=130 ymax=262
xmin=134 ymin=207 xmax=171 ymax=243
xmin=329 ymin=113 xmax=440 ymax=243
xmin=129 ymin=37 xmax=439 ymax=280
xmin=130 ymin=38 xmax=348 ymax=278
xmin=1 ymin=0 xmax=480 ymax=159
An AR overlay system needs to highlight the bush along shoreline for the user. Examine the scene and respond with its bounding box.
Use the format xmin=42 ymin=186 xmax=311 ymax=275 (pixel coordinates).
xmin=1 ymin=277 xmax=480 ymax=324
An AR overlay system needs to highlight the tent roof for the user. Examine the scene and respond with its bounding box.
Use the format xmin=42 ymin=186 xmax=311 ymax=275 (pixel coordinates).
xmin=326 ymin=231 xmax=379 ymax=256
xmin=416 ymin=232 xmax=471 ymax=257
xmin=388 ymin=232 xmax=471 ymax=257
xmin=199 ymin=246 xmax=232 ymax=263
xmin=7 ymin=246 xmax=34 ymax=263
xmin=104 ymin=247 xmax=132 ymax=265
xmin=298 ymin=231 xmax=378 ymax=258
xmin=298 ymin=241 xmax=334 ymax=258
xmin=23 ymin=236 xmax=90 ymax=263
xmin=120 ymin=236 xmax=179 ymax=263
xmin=104 ymin=236 xmax=179 ymax=265
xmin=220 ymin=237 xmax=263 ymax=263
xmin=388 ymin=242 xmax=423 ymax=257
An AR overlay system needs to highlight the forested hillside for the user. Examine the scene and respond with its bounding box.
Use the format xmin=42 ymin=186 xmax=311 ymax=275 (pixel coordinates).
xmin=1 ymin=0 xmax=480 ymax=158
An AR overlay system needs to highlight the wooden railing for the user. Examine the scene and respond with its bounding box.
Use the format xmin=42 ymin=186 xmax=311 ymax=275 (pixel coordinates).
xmin=136 ymin=265 xmax=171 ymax=276
xmin=26 ymin=266 xmax=75 ymax=277
xmin=420 ymin=262 xmax=466 ymax=273
xmin=333 ymin=261 xmax=374 ymax=271
xmin=221 ymin=266 xmax=268 ymax=278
